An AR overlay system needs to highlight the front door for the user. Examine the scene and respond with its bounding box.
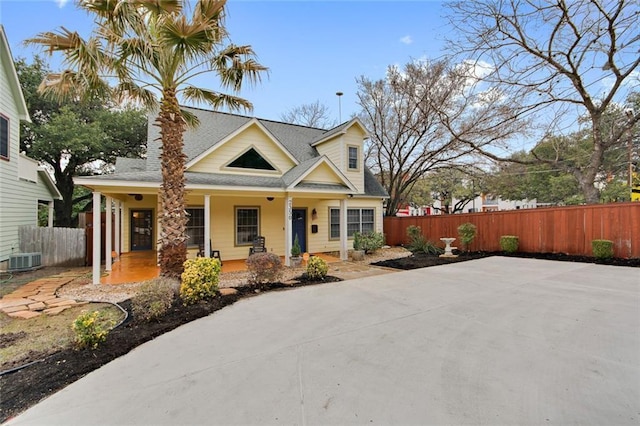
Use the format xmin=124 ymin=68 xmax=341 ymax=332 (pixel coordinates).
xmin=131 ymin=210 xmax=153 ymax=251
xmin=292 ymin=209 xmax=307 ymax=253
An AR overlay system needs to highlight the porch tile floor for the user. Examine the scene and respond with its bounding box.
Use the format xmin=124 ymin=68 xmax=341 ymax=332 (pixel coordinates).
xmin=0 ymin=269 xmax=91 ymax=319
xmin=100 ymin=251 xmax=351 ymax=285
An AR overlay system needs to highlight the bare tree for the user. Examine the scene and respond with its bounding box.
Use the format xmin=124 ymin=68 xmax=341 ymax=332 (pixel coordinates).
xmin=358 ymin=59 xmax=523 ymax=216
xmin=446 ymin=0 xmax=640 ymax=203
xmin=280 ymin=100 xmax=336 ymax=128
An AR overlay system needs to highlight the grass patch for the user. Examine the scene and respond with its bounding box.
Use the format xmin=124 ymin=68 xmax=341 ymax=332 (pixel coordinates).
xmin=0 ymin=303 xmax=124 ymax=371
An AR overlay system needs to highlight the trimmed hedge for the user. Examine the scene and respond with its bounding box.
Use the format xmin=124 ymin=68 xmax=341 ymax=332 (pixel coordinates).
xmin=592 ymin=239 xmax=614 ymax=259
xmin=500 ymin=235 xmax=519 ymax=253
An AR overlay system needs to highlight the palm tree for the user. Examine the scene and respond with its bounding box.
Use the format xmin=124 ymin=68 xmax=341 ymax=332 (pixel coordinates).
xmin=28 ymin=0 xmax=267 ymax=278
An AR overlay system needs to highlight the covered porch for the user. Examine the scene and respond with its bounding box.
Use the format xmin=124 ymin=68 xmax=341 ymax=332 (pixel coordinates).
xmin=101 ymin=250 xmax=342 ymax=285
xmin=88 ymin=188 xmax=376 ymax=285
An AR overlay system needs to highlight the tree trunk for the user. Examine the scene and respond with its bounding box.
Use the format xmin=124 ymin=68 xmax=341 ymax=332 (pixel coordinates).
xmin=157 ymin=90 xmax=188 ymax=278
xmin=53 ymin=171 xmax=76 ymax=227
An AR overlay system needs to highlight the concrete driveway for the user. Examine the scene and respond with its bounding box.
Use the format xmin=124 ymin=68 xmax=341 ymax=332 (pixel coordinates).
xmin=8 ymin=257 xmax=640 ymax=425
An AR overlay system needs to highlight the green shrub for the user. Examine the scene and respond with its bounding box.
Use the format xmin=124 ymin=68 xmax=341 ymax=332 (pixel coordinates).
xmin=406 ymin=226 xmax=443 ymax=255
xmin=291 ymin=234 xmax=302 ymax=257
xmin=500 ymin=235 xmax=519 ymax=253
xmin=132 ymin=277 xmax=177 ymax=322
xmin=353 ymin=231 xmax=363 ymax=251
xmin=246 ymin=252 xmax=283 ymax=284
xmin=457 ymin=222 xmax=477 ymax=251
xmin=306 ymin=256 xmax=329 ymax=280
xmin=360 ymin=231 xmax=385 ymax=253
xmin=72 ymin=310 xmax=112 ymax=350
xmin=592 ymin=239 xmax=614 ymax=259
xmin=180 ymin=257 xmax=221 ymax=305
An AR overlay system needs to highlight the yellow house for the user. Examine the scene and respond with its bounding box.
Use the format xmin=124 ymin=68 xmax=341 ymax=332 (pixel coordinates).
xmin=76 ymin=106 xmax=388 ymax=283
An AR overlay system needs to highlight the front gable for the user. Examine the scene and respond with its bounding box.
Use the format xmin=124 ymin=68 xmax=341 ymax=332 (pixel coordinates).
xmin=187 ymin=119 xmax=298 ymax=176
xmin=286 ymin=156 xmax=356 ymax=192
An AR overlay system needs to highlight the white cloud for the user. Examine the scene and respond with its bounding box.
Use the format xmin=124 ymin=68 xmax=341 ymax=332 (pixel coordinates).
xmin=54 ymin=0 xmax=70 ymax=8
xmin=400 ymin=35 xmax=413 ymax=45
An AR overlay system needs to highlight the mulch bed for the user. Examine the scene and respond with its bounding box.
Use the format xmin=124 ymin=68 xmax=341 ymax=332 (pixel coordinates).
xmin=1 ymin=252 xmax=637 ymax=422
xmin=372 ymin=251 xmax=640 ymax=269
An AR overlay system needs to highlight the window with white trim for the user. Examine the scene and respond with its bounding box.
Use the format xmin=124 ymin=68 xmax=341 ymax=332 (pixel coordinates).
xmin=348 ymin=146 xmax=358 ymax=170
xmin=236 ymin=207 xmax=260 ymax=245
xmin=185 ymin=208 xmax=204 ymax=247
xmin=329 ymin=208 xmax=374 ymax=239
xmin=0 ymin=115 xmax=9 ymax=160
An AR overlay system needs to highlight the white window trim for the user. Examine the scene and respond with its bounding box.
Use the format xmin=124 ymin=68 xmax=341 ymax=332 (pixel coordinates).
xmin=329 ymin=207 xmax=375 ymax=240
xmin=235 ymin=206 xmax=261 ymax=246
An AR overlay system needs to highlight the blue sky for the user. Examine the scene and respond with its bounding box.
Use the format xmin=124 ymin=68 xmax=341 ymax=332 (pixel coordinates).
xmin=0 ymin=0 xmax=450 ymax=123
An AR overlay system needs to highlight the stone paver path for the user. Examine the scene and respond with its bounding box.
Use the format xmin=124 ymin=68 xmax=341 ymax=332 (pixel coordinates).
xmin=0 ymin=269 xmax=90 ymax=319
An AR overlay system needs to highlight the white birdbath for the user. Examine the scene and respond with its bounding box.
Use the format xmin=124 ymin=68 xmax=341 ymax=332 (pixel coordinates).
xmin=440 ymin=237 xmax=458 ymax=258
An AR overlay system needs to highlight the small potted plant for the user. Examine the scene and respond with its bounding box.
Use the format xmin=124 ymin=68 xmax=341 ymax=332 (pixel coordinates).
xmin=352 ymin=231 xmax=365 ymax=261
xmin=290 ymin=234 xmax=302 ymax=267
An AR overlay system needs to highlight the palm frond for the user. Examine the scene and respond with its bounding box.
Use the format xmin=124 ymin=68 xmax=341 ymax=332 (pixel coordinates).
xmin=26 ymin=27 xmax=82 ymax=53
xmin=211 ymin=44 xmax=268 ymax=90
xmin=114 ymin=81 xmax=158 ymax=109
xmin=37 ymin=70 xmax=112 ymax=102
xmin=180 ymin=109 xmax=201 ymax=129
xmin=182 ymin=86 xmax=253 ymax=112
xmin=161 ymin=16 xmax=215 ymax=57
xmin=133 ymin=0 xmax=182 ymax=15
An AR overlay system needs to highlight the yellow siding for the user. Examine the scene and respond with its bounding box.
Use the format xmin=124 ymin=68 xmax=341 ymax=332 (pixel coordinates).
xmin=188 ymin=125 xmax=296 ymax=175
xmin=118 ymin=195 xmax=383 ymax=261
xmin=209 ymin=196 xmax=286 ymax=260
xmin=301 ymin=162 xmax=343 ymax=185
xmin=315 ymin=126 xmax=366 ymax=193
xmin=316 ymin=139 xmax=343 ymax=170
xmin=305 ymin=198 xmax=383 ymax=254
xmin=343 ymin=127 xmax=365 ymax=193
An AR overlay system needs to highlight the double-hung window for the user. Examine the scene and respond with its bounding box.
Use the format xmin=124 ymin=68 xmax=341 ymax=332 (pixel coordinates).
xmin=236 ymin=207 xmax=259 ymax=245
xmin=0 ymin=115 xmax=9 ymax=160
xmin=348 ymin=146 xmax=358 ymax=170
xmin=329 ymin=208 xmax=374 ymax=239
xmin=185 ymin=208 xmax=204 ymax=247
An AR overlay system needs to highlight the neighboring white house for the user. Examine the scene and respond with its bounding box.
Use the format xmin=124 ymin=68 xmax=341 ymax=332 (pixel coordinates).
xmin=456 ymin=194 xmax=538 ymax=213
xmin=0 ymin=25 xmax=61 ymax=270
xmin=398 ymin=195 xmax=537 ymax=216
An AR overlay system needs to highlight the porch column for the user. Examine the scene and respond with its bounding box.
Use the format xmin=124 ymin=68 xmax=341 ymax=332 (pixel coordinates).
xmin=204 ymin=194 xmax=211 ymax=257
xmin=114 ymin=200 xmax=121 ymax=257
xmin=105 ymin=196 xmax=112 ymax=271
xmin=285 ymin=196 xmax=293 ymax=266
xmin=92 ymin=191 xmax=101 ymax=285
xmin=47 ymin=201 xmax=54 ymax=227
xmin=340 ymin=198 xmax=348 ymax=261
xmin=117 ymin=201 xmax=124 ymax=255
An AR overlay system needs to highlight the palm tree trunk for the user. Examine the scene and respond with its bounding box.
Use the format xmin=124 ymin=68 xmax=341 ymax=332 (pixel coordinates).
xmin=157 ymin=89 xmax=188 ymax=278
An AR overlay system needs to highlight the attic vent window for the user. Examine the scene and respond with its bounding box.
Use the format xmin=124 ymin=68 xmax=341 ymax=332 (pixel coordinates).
xmin=228 ymin=148 xmax=276 ymax=171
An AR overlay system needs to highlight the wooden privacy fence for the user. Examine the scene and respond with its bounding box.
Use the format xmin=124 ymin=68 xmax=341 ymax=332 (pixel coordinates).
xmin=19 ymin=226 xmax=86 ymax=267
xmin=84 ymin=212 xmax=115 ymax=266
xmin=383 ymin=202 xmax=640 ymax=259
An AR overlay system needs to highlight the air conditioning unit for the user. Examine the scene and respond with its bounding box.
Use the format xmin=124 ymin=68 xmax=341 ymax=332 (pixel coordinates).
xmin=8 ymin=253 xmax=42 ymax=271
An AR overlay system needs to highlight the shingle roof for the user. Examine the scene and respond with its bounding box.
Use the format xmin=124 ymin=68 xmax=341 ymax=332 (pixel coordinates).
xmin=106 ymin=106 xmax=388 ymax=197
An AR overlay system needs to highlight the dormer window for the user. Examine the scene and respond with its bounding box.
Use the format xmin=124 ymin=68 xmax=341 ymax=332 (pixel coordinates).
xmin=348 ymin=145 xmax=358 ymax=170
xmin=0 ymin=115 xmax=8 ymax=160
xmin=227 ymin=147 xmax=276 ymax=171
